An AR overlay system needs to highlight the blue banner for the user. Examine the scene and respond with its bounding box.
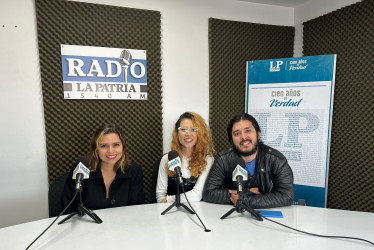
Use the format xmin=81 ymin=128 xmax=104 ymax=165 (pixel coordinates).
xmin=246 ymin=54 xmax=336 ymax=208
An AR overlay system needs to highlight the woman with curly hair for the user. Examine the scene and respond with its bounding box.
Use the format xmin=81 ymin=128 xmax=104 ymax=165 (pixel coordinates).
xmin=156 ymin=112 xmax=215 ymax=203
xmin=61 ymin=124 xmax=144 ymax=214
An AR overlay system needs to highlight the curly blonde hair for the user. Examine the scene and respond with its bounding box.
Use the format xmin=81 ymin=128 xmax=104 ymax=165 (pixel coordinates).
xmin=168 ymin=112 xmax=215 ymax=178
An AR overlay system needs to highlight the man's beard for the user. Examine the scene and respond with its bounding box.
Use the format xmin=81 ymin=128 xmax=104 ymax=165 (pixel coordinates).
xmin=234 ymin=137 xmax=259 ymax=157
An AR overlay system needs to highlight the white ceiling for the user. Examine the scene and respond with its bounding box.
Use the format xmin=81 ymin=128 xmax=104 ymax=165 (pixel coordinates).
xmin=238 ymin=0 xmax=311 ymax=8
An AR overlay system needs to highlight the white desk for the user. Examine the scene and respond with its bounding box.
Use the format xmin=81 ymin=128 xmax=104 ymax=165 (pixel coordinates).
xmin=1 ymin=202 xmax=374 ymax=249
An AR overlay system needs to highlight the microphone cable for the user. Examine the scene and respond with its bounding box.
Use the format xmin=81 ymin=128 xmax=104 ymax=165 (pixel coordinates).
xmin=260 ymin=215 xmax=374 ymax=246
xmin=25 ymin=190 xmax=79 ymax=250
xmin=180 ymin=184 xmax=211 ymax=232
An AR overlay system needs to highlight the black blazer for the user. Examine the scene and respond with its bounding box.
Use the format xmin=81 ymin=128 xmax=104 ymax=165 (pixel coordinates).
xmin=61 ymin=162 xmax=144 ymax=214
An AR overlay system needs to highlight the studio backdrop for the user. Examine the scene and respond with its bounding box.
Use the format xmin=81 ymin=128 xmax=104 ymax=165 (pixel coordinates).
xmin=35 ymin=0 xmax=162 ymax=203
xmin=302 ymin=0 xmax=374 ymax=212
xmin=208 ymin=18 xmax=295 ymax=154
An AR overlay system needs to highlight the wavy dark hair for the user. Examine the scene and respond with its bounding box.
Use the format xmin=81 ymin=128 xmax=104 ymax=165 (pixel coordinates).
xmin=227 ymin=113 xmax=261 ymax=144
xmin=88 ymin=124 xmax=130 ymax=173
xmin=169 ymin=112 xmax=215 ymax=178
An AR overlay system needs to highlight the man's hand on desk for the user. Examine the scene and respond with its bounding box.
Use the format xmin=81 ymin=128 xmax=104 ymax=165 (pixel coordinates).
xmin=249 ymin=187 xmax=260 ymax=194
xmin=229 ymin=187 xmax=261 ymax=206
xmin=229 ymin=190 xmax=239 ymax=205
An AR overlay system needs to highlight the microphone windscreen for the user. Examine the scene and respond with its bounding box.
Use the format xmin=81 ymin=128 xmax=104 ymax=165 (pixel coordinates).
xmin=233 ymin=157 xmax=246 ymax=168
xmin=232 ymin=157 xmax=248 ymax=181
xmin=72 ymin=156 xmax=90 ymax=180
xmin=74 ymin=156 xmax=89 ymax=168
xmin=168 ymin=150 xmax=179 ymax=161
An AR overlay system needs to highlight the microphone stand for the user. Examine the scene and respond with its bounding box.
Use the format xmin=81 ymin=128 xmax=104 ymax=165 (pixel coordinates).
xmin=161 ymin=176 xmax=195 ymax=215
xmin=220 ymin=189 xmax=263 ymax=221
xmin=59 ymin=187 xmax=103 ymax=225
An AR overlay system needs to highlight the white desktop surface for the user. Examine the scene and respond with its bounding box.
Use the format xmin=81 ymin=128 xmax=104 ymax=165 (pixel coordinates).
xmin=1 ymin=202 xmax=374 ymax=250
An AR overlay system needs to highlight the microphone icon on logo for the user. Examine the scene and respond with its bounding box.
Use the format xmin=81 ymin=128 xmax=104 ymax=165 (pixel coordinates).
xmin=119 ymin=49 xmax=132 ymax=83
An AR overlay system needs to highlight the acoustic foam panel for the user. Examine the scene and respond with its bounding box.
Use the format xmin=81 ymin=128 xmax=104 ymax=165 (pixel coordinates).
xmin=35 ymin=0 xmax=162 ymax=203
xmin=209 ymin=18 xmax=295 ymax=153
xmin=303 ymin=0 xmax=374 ymax=212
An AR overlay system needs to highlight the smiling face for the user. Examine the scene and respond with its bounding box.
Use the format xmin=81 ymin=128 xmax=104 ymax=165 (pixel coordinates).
xmin=97 ymin=133 xmax=123 ymax=169
xmin=178 ymin=119 xmax=198 ymax=154
xmin=231 ymin=119 xmax=261 ymax=157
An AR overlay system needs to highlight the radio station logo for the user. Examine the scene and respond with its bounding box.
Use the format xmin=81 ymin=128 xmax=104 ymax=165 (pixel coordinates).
xmin=61 ymin=45 xmax=147 ymax=100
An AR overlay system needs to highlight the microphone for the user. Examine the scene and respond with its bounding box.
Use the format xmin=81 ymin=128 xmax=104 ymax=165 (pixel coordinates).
xmin=72 ymin=157 xmax=90 ymax=191
xmin=232 ymin=157 xmax=248 ymax=192
xmin=167 ymin=150 xmax=183 ymax=184
xmin=162 ymin=151 xmax=211 ymax=232
xmin=119 ymin=49 xmax=132 ymax=83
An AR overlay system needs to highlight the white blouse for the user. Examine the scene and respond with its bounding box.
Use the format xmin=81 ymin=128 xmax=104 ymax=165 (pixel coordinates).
xmin=156 ymin=154 xmax=214 ymax=203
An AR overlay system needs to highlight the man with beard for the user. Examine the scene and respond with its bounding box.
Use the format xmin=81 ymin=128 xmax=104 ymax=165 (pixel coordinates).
xmin=203 ymin=113 xmax=294 ymax=208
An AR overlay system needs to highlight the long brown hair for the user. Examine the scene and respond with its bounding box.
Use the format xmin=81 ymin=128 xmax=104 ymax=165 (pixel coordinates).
xmin=88 ymin=124 xmax=130 ymax=173
xmin=168 ymin=112 xmax=215 ymax=178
